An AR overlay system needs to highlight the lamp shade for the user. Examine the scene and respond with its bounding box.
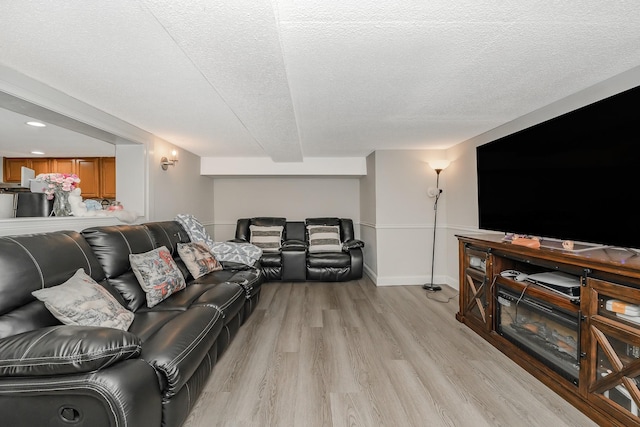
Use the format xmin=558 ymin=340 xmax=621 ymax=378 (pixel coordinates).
xmin=428 ymin=160 xmax=450 ymax=171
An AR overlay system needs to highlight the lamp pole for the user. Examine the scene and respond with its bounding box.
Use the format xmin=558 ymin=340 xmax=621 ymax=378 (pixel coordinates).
xmin=423 ymin=168 xmax=443 ymax=292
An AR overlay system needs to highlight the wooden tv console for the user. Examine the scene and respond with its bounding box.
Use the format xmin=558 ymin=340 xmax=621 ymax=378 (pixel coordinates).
xmin=457 ymin=233 xmax=640 ymax=427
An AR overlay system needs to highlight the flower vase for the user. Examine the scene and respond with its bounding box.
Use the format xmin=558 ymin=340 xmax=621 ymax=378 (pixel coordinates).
xmin=52 ymin=190 xmax=72 ymax=217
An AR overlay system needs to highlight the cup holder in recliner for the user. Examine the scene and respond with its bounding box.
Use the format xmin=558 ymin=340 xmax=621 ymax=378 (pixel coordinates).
xmin=59 ymin=406 xmax=82 ymax=424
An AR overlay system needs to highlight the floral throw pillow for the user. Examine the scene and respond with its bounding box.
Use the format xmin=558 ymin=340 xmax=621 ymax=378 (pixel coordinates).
xmin=129 ymin=246 xmax=186 ymax=308
xmin=32 ymin=268 xmax=134 ymax=331
xmin=177 ymin=242 xmax=223 ymax=279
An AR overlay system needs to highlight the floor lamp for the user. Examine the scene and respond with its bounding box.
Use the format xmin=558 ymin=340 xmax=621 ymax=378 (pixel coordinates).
xmin=423 ymin=160 xmax=450 ymax=292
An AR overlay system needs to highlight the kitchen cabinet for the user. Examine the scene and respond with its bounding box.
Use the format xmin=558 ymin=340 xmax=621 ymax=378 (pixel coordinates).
xmin=3 ymin=157 xmax=115 ymax=199
xmin=50 ymin=158 xmax=76 ymax=174
xmin=3 ymin=158 xmax=51 ymax=182
xmin=100 ymin=157 xmax=116 ymax=199
xmin=76 ymin=158 xmax=101 ymax=198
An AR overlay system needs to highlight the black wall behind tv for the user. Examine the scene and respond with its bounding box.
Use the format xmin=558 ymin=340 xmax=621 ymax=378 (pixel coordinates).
xmin=476 ymin=84 xmax=640 ymax=249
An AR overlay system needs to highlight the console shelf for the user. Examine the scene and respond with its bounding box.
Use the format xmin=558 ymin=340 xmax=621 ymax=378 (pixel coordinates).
xmin=457 ymin=233 xmax=640 ymax=427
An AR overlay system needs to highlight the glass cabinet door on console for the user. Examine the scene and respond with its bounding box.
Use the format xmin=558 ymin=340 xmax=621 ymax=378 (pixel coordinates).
xmin=460 ymin=246 xmax=493 ymax=331
xmin=585 ymin=277 xmax=640 ymax=424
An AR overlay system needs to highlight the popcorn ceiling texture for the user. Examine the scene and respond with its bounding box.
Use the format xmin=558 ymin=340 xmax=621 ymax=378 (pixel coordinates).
xmin=1 ymin=1 xmax=639 ymax=161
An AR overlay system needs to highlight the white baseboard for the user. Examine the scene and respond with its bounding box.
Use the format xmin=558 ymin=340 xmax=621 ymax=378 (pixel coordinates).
xmin=364 ymin=263 xmax=457 ymax=288
xmin=364 ymin=265 xmax=458 ymax=289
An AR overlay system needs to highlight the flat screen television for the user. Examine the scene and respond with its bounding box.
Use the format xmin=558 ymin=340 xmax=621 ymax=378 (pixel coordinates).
xmin=476 ymin=84 xmax=640 ymax=250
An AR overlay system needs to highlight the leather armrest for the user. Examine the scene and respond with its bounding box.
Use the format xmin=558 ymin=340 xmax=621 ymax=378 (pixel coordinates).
xmin=0 ymin=325 xmax=141 ymax=377
xmin=343 ymin=239 xmax=365 ymax=251
xmin=282 ymin=239 xmax=307 ymax=251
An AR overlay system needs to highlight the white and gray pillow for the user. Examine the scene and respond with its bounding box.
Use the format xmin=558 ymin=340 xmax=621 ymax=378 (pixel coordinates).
xmin=307 ymin=225 xmax=342 ymax=253
xmin=175 ymin=214 xmax=215 ymax=248
xmin=32 ymin=268 xmax=134 ymax=331
xmin=129 ymin=246 xmax=186 ymax=308
xmin=249 ymin=225 xmax=283 ymax=252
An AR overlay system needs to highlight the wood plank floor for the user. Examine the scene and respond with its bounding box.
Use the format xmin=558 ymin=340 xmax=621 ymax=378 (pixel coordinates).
xmin=183 ymin=277 xmax=598 ymax=427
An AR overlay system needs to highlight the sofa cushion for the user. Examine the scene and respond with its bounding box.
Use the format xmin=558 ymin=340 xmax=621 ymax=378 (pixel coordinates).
xmin=259 ymin=252 xmax=281 ymax=268
xmin=191 ymin=268 xmax=263 ymax=301
xmin=307 ymin=252 xmax=352 ymax=268
xmin=249 ymin=225 xmax=283 ymax=252
xmin=193 ymin=282 xmax=246 ymax=322
xmin=307 ymin=225 xmax=342 ymax=253
xmin=0 ymin=325 xmax=141 ymax=377
xmin=127 ymin=310 xmax=183 ymax=342
xmin=31 ymin=268 xmax=134 ymax=331
xmin=141 ymin=305 xmax=223 ymax=398
xmin=177 ymin=242 xmax=222 ymax=279
xmin=130 ymin=247 xmax=186 ymax=308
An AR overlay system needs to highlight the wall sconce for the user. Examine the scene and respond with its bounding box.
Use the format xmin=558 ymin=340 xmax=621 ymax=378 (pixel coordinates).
xmin=423 ymin=159 xmax=450 ymax=292
xmin=161 ymin=150 xmax=179 ymax=170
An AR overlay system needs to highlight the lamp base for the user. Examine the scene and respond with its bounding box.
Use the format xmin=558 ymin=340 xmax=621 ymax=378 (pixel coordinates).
xmin=422 ymin=283 xmax=442 ymax=292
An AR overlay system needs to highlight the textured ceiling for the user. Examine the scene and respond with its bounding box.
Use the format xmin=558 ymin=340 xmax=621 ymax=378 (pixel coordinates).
xmin=1 ymin=1 xmax=640 ymax=161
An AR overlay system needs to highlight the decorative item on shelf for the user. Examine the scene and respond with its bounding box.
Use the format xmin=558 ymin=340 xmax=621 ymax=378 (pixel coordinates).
xmin=160 ymin=149 xmax=179 ymax=170
xmin=35 ymin=173 xmax=80 ymax=217
xmin=52 ymin=189 xmax=72 ymax=217
xmin=423 ymin=159 xmax=451 ymax=292
xmin=108 ymin=201 xmax=123 ymax=211
xmin=511 ymin=236 xmax=541 ymax=248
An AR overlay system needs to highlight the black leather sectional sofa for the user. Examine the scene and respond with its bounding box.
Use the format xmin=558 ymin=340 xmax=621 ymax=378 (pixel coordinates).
xmin=0 ymin=220 xmax=263 ymax=427
xmin=234 ymin=217 xmax=364 ymax=282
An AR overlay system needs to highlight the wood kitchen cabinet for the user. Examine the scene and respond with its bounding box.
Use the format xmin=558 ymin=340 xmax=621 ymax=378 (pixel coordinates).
xmin=50 ymin=158 xmax=76 ymax=174
xmin=75 ymin=158 xmax=101 ymax=198
xmin=50 ymin=158 xmax=100 ymax=198
xmin=3 ymin=157 xmax=115 ymax=199
xmin=100 ymin=157 xmax=116 ymax=199
xmin=3 ymin=158 xmax=51 ymax=182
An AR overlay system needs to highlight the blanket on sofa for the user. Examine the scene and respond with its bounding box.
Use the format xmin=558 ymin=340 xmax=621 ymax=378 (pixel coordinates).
xmin=175 ymin=214 xmax=263 ymax=266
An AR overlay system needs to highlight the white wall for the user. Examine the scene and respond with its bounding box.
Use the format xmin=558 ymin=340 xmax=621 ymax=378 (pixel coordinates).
xmin=359 ymin=153 xmax=377 ymax=277
xmin=212 ymin=177 xmax=360 ymax=241
xmin=365 ymin=150 xmax=452 ymax=286
xmin=147 ymin=139 xmax=215 ymax=224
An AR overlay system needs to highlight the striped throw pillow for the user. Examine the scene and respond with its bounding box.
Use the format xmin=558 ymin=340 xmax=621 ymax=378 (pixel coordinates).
xmin=307 ymin=225 xmax=342 ymax=253
xmin=249 ymin=225 xmax=284 ymax=252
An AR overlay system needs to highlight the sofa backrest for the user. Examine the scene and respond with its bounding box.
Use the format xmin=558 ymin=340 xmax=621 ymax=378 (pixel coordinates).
xmin=81 ymin=222 xmax=192 ymax=312
xmin=0 ymin=231 xmax=107 ymax=339
xmin=235 ymin=217 xmax=287 ymax=241
xmin=236 ymin=217 xmax=355 ymax=245
xmin=286 ymin=221 xmax=305 ymax=241
xmin=305 ymin=217 xmax=355 ymax=242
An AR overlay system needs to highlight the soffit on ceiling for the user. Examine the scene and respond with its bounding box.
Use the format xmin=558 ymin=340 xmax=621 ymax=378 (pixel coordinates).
xmin=0 ymin=1 xmax=639 ymax=161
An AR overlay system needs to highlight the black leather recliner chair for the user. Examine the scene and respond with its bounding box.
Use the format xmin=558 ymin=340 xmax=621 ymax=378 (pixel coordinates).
xmin=235 ymin=217 xmax=364 ymax=282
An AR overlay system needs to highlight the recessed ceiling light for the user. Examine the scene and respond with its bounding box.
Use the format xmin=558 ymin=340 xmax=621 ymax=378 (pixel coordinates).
xmin=31 ymin=151 xmax=45 ymax=155
xmin=26 ymin=121 xmax=46 ymax=127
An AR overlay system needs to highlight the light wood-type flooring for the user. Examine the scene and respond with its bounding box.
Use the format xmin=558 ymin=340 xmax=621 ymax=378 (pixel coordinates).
xmin=182 ymin=277 xmax=598 ymax=427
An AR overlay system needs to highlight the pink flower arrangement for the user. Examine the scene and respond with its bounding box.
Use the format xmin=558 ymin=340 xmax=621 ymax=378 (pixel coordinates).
xmin=35 ymin=173 xmax=81 ymax=200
